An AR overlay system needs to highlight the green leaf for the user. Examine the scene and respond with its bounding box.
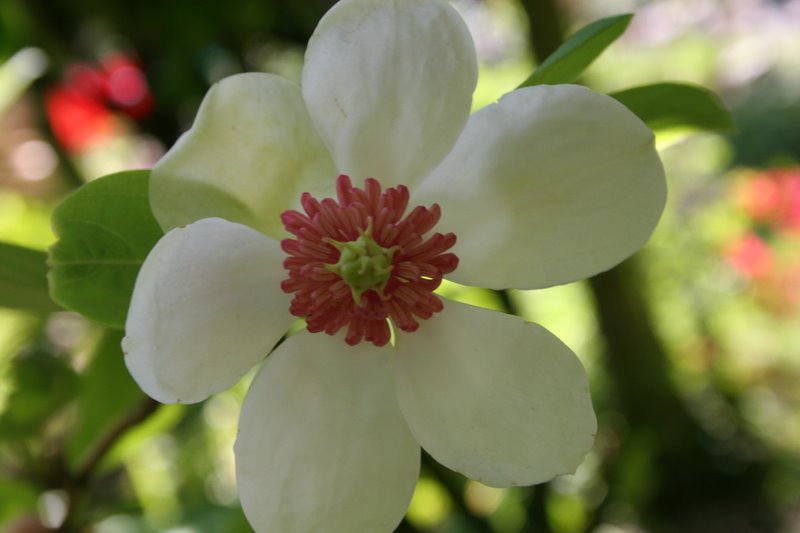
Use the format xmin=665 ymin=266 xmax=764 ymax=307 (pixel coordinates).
xmin=49 ymin=170 xmax=164 ymax=329
xmin=610 ymin=82 xmax=735 ymax=132
xmin=0 ymin=347 xmax=80 ymax=440
xmin=0 ymin=242 xmax=60 ymax=313
xmin=0 ymin=478 xmax=38 ymax=526
xmin=66 ymin=329 xmax=144 ymax=468
xmin=519 ymin=14 xmax=632 ymax=87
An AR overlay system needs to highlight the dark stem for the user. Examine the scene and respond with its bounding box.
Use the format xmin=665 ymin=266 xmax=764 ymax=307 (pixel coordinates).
xmin=73 ymin=397 xmax=160 ymax=485
xmin=395 ymin=518 xmax=422 ymax=533
xmin=513 ymin=1 xmax=567 ymax=529
xmin=494 ymin=289 xmax=519 ymax=316
xmin=422 ymin=452 xmax=495 ymax=533
xmin=519 ymin=0 xmax=565 ymax=63
xmin=59 ymin=397 xmax=160 ymax=532
xmin=524 ymin=486 xmax=553 ymax=533
xmin=587 ymin=257 xmax=771 ymax=528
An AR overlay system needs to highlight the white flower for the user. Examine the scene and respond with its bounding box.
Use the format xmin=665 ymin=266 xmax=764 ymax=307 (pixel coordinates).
xmin=122 ymin=0 xmax=666 ymax=531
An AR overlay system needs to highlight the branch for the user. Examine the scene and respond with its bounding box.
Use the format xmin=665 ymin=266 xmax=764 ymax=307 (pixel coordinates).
xmin=73 ymin=396 xmax=160 ymax=485
xmin=59 ymin=396 xmax=160 ymax=532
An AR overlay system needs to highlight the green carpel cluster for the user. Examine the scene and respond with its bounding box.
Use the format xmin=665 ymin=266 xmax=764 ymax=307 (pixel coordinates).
xmin=325 ymin=224 xmax=396 ymax=305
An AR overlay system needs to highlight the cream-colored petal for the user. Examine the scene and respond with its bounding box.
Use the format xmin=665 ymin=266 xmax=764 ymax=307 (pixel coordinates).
xmin=393 ymin=300 xmax=596 ymax=487
xmin=123 ymin=218 xmax=292 ymax=404
xmin=302 ymin=0 xmax=477 ymax=188
xmin=150 ymin=73 xmax=336 ymax=239
xmin=413 ymin=84 xmax=666 ymax=289
xmin=235 ymin=332 xmax=419 ymax=533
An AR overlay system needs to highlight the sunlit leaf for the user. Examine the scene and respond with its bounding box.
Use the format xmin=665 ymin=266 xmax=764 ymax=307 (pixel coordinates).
xmin=519 ymin=14 xmax=632 ymax=87
xmin=0 ymin=242 xmax=60 ymax=313
xmin=48 ymin=170 xmax=163 ymax=329
xmin=66 ymin=329 xmax=145 ymax=468
xmin=610 ymin=82 xmax=735 ymax=132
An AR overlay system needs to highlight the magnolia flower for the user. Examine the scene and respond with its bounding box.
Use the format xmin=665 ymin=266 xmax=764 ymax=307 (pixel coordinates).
xmin=122 ymin=0 xmax=665 ymax=530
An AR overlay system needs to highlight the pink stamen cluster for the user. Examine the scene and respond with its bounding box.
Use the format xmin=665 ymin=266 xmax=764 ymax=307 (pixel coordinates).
xmin=280 ymin=175 xmax=459 ymax=347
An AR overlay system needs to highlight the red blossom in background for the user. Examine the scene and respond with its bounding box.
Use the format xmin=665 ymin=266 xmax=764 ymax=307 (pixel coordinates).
xmin=44 ymin=53 xmax=153 ymax=152
xmin=102 ymin=54 xmax=154 ymax=119
xmin=736 ymin=167 xmax=800 ymax=233
xmin=726 ymin=167 xmax=800 ymax=313
xmin=724 ymin=232 xmax=773 ymax=279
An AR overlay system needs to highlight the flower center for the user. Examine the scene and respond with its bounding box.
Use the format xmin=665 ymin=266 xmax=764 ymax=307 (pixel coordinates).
xmin=280 ymin=174 xmax=458 ymax=347
xmin=324 ymin=221 xmax=397 ymax=305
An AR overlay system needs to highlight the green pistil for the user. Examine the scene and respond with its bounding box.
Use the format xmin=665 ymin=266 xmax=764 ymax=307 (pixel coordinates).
xmin=325 ymin=222 xmax=396 ymax=306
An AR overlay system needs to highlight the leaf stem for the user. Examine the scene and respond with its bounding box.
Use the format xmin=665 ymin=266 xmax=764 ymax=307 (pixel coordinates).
xmin=73 ymin=396 xmax=160 ymax=485
xmin=59 ymin=396 xmax=160 ymax=532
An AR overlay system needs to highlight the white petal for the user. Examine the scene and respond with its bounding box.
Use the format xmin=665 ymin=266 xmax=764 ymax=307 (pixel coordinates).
xmin=393 ymin=300 xmax=596 ymax=487
xmin=413 ymin=84 xmax=666 ymax=289
xmin=235 ymin=332 xmax=419 ymax=533
xmin=150 ymin=73 xmax=336 ymax=239
xmin=123 ymin=218 xmax=292 ymax=404
xmin=302 ymin=0 xmax=477 ymax=188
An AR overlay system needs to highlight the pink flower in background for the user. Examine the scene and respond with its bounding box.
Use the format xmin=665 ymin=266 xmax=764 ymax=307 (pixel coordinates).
xmin=102 ymin=54 xmax=154 ymax=119
xmin=724 ymin=232 xmax=773 ymax=279
xmin=737 ymin=168 xmax=800 ymax=232
xmin=45 ymin=54 xmax=153 ymax=152
xmin=727 ymin=167 xmax=800 ymax=313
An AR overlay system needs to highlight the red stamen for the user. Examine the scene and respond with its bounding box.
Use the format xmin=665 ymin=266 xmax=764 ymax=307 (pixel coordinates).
xmin=280 ymin=175 xmax=459 ymax=347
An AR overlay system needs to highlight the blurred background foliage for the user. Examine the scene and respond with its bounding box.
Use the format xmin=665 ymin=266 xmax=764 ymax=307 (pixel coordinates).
xmin=0 ymin=0 xmax=799 ymax=531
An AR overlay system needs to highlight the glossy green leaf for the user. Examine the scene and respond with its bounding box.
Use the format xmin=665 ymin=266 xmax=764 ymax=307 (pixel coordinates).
xmin=49 ymin=170 xmax=164 ymax=329
xmin=0 ymin=242 xmax=60 ymax=313
xmin=519 ymin=14 xmax=632 ymax=87
xmin=66 ymin=329 xmax=145 ymax=468
xmin=610 ymin=82 xmax=735 ymax=132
